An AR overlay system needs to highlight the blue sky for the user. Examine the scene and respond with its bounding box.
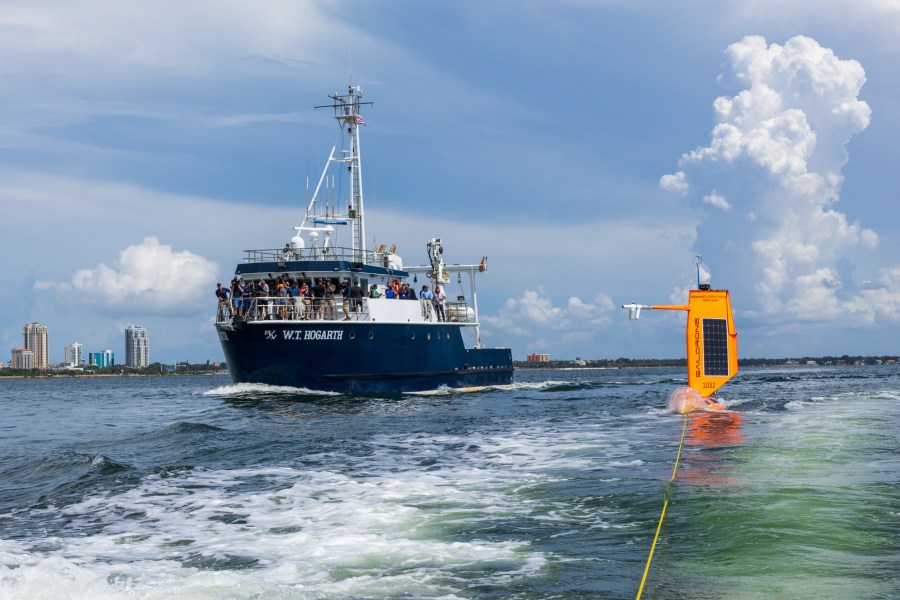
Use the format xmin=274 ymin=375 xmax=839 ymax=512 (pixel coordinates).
xmin=2 ymin=0 xmax=899 ymax=364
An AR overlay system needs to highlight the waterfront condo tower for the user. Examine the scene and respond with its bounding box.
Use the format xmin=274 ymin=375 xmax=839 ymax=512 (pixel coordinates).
xmin=22 ymin=322 xmax=49 ymax=370
xmin=89 ymin=350 xmax=115 ymax=368
xmin=11 ymin=348 xmax=35 ymax=370
xmin=125 ymin=325 xmax=150 ymax=368
xmin=64 ymin=342 xmax=83 ymax=368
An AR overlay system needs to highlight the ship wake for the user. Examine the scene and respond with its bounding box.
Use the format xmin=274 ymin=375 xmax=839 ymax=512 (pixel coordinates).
xmin=201 ymin=383 xmax=343 ymax=397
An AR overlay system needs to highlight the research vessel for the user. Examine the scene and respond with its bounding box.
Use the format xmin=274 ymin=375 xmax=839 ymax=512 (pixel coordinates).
xmin=214 ymin=83 xmax=513 ymax=393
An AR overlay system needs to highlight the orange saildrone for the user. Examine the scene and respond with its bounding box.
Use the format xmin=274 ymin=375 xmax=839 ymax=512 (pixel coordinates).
xmin=622 ymin=259 xmax=738 ymax=413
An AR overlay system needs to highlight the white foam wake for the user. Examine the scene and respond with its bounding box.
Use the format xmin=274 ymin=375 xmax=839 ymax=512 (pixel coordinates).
xmin=200 ymin=382 xmax=342 ymax=397
xmin=0 ymin=415 xmax=654 ymax=599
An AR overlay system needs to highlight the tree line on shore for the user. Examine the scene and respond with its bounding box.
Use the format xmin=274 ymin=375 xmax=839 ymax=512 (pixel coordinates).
xmin=515 ymin=355 xmax=899 ymax=369
xmin=0 ymin=362 xmax=225 ymax=377
xmin=3 ymin=355 xmax=897 ymax=377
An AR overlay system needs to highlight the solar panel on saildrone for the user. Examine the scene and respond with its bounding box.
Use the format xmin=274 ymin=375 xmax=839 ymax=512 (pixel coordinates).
xmin=702 ymin=318 xmax=729 ymax=376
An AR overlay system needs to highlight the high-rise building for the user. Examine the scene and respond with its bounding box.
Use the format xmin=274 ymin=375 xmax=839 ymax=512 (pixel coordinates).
xmin=89 ymin=350 xmax=115 ymax=368
xmin=23 ymin=322 xmax=49 ymax=369
xmin=11 ymin=348 xmax=35 ymax=370
xmin=125 ymin=325 xmax=150 ymax=367
xmin=64 ymin=342 xmax=83 ymax=367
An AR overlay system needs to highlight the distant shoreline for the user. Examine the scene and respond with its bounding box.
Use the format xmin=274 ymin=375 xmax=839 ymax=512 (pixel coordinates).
xmin=515 ymin=364 xmax=897 ymax=370
xmin=0 ymin=372 xmax=228 ymax=380
xmin=3 ymin=360 xmax=896 ymax=380
xmin=514 ymin=356 xmax=898 ymax=369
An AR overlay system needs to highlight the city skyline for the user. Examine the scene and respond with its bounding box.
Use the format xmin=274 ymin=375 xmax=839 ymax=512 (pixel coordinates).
xmin=5 ymin=323 xmax=147 ymax=369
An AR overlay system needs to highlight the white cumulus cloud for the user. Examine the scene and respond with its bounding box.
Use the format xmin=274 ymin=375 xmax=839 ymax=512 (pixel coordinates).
xmin=661 ymin=35 xmax=900 ymax=325
xmin=659 ymin=171 xmax=689 ymax=195
xmin=44 ymin=237 xmax=218 ymax=316
xmin=702 ymin=192 xmax=731 ymax=211
xmin=483 ymin=288 xmax=616 ymax=349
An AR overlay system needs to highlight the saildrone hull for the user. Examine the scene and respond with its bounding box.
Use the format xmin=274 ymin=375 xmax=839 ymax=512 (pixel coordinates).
xmin=666 ymin=386 xmax=726 ymax=414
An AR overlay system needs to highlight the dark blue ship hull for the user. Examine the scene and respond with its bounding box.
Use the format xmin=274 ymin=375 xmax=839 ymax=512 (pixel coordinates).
xmin=216 ymin=320 xmax=513 ymax=394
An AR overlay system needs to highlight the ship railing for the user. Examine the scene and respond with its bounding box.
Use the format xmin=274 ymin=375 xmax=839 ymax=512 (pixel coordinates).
xmin=242 ymin=246 xmax=379 ymax=264
xmin=216 ymin=296 xmax=475 ymax=325
xmin=216 ymin=296 xmax=371 ymax=324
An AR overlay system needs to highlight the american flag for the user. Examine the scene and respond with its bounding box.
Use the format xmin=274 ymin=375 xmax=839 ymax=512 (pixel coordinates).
xmin=356 ymin=115 xmax=366 ymax=126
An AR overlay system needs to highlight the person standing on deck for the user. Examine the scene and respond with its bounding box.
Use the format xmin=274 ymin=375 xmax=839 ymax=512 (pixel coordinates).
xmin=350 ymin=279 xmax=364 ymax=312
xmin=276 ymin=281 xmax=289 ymax=319
xmin=420 ymin=285 xmax=434 ymax=320
xmin=300 ymin=281 xmax=312 ymax=320
xmin=324 ymin=280 xmax=336 ymax=320
xmin=289 ymin=280 xmax=302 ymax=320
xmin=215 ymin=283 xmax=230 ymax=320
xmin=242 ymin=280 xmax=253 ymax=317
xmin=259 ymin=279 xmax=270 ymax=319
xmin=313 ymin=279 xmax=325 ymax=319
xmin=433 ymin=286 xmax=446 ymax=322
xmin=231 ymin=277 xmax=243 ymax=317
xmin=341 ymin=280 xmax=352 ymax=320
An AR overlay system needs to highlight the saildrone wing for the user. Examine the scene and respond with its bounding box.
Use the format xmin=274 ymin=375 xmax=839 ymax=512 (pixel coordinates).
xmin=685 ymin=289 xmax=738 ymax=396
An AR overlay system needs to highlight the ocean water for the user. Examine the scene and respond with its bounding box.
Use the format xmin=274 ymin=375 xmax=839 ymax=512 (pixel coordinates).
xmin=0 ymin=366 xmax=897 ymax=599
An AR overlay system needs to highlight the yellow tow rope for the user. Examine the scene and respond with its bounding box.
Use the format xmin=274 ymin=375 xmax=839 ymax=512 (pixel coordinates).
xmin=635 ymin=413 xmax=689 ymax=599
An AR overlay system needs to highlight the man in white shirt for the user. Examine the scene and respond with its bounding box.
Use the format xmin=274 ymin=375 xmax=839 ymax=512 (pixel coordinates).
xmin=433 ymin=286 xmax=446 ymax=322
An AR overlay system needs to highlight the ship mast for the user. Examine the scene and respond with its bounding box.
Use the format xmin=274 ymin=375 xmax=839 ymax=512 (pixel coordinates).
xmin=299 ymin=83 xmax=372 ymax=263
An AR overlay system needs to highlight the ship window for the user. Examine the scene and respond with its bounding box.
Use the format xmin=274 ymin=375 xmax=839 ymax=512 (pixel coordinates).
xmin=427 ymin=332 xmax=431 ymax=340
xmin=410 ymin=332 xmax=416 ymax=340
xmin=446 ymin=332 xmax=451 ymax=340
xmin=368 ymin=331 xmax=374 ymax=340
xmin=349 ymin=331 xmax=356 ymax=340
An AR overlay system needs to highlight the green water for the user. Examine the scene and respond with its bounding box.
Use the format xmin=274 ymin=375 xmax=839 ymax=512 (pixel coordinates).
xmin=649 ymin=391 xmax=899 ymax=599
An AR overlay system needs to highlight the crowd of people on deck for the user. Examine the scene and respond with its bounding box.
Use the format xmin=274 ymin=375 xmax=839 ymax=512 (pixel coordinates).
xmin=216 ymin=276 xmax=449 ymax=322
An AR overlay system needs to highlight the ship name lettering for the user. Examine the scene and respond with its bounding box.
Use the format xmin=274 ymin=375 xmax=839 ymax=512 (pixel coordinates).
xmin=279 ymin=330 xmax=343 ymax=341
xmin=693 ymin=317 xmax=702 ymax=378
xmin=304 ymin=329 xmax=343 ymax=341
